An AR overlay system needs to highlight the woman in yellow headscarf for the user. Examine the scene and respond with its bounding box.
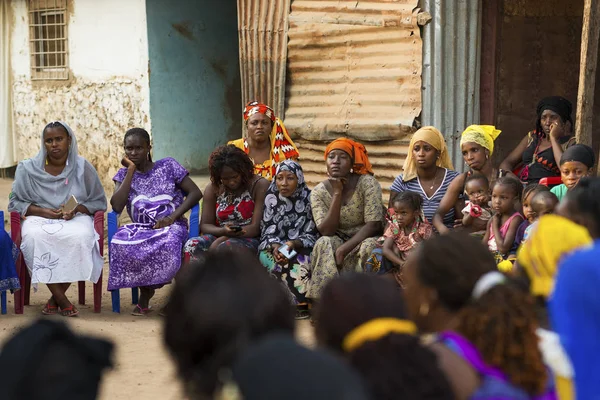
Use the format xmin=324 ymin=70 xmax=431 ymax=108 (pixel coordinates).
xmin=516 ymin=214 xmax=592 ymax=400
xmin=389 ymin=126 xmax=458 ymax=229
xmin=433 ymin=125 xmax=503 ymax=234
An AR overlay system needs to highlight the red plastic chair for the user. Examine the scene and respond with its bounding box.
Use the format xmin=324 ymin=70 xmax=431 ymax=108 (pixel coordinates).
xmin=10 ymin=211 xmax=104 ymax=314
xmin=539 ymin=177 xmax=562 ymax=187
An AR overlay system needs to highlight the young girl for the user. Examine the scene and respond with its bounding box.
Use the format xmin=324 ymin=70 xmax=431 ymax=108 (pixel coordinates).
xmin=551 ymin=144 xmax=595 ymax=201
xmin=483 ymin=177 xmax=524 ymax=269
xmin=515 ymin=184 xmax=550 ymax=247
xmin=462 ymin=173 xmax=492 ymax=237
xmin=365 ymin=191 xmax=432 ymax=287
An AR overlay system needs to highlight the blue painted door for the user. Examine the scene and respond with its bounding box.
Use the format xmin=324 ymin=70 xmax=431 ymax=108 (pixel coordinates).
xmin=146 ymin=0 xmax=241 ymax=173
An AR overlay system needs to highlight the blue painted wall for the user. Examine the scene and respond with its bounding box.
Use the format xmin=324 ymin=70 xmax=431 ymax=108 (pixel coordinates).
xmin=146 ymin=0 xmax=241 ymax=173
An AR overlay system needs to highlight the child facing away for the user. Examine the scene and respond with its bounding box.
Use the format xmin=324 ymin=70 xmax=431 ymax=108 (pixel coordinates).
xmin=365 ymin=191 xmax=432 ymax=287
xmin=461 ymin=173 xmax=492 ymax=237
xmin=552 ymin=144 xmax=595 ymax=201
xmin=522 ymin=191 xmax=559 ymax=241
xmin=514 ymin=184 xmax=550 ymax=247
xmin=483 ymin=177 xmax=524 ymax=271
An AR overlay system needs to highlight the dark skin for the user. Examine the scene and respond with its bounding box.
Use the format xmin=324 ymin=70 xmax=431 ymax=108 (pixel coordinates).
xmin=246 ymin=113 xmax=274 ymax=165
xmin=318 ymin=149 xmax=381 ymax=266
xmin=269 ymin=170 xmax=303 ymax=265
xmin=482 ymin=184 xmax=523 ymax=254
xmin=559 ymin=161 xmax=591 ymax=191
xmin=500 ymin=110 xmax=572 ymax=173
xmin=402 ymin=252 xmax=479 ymax=400
xmin=31 ymin=126 xmax=91 ymax=316
xmin=434 ymin=142 xmax=495 ymax=234
xmin=110 ymin=135 xmax=203 ymax=312
xmin=461 ymin=179 xmax=490 ymax=229
xmin=200 ymin=166 xmax=269 ymax=249
xmin=382 ymin=201 xmax=420 ymax=266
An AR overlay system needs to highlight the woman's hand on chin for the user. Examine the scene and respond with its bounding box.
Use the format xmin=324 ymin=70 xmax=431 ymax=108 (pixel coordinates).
xmin=328 ymin=177 xmax=346 ymax=195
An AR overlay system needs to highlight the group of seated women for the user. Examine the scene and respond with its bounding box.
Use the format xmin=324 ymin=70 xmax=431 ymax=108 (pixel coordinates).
xmin=2 ymin=95 xmax=590 ymax=320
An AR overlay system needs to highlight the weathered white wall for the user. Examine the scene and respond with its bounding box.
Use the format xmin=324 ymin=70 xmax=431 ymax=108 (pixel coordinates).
xmin=10 ymin=0 xmax=150 ymax=190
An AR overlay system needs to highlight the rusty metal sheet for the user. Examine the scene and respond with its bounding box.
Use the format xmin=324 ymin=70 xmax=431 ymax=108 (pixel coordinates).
xmin=237 ymin=0 xmax=290 ymax=117
xmin=285 ymin=0 xmax=421 ymax=142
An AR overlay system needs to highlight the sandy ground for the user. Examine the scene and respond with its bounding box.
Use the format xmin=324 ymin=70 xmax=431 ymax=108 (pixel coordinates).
xmin=0 ymin=177 xmax=315 ymax=399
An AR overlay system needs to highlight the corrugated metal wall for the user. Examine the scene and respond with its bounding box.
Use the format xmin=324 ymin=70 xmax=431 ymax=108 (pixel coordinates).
xmin=420 ymin=0 xmax=482 ymax=170
xmin=237 ymin=0 xmax=290 ymax=117
xmin=285 ymin=0 xmax=421 ymax=142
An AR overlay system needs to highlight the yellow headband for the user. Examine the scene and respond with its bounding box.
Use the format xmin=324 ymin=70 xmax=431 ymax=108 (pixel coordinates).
xmin=342 ymin=318 xmax=417 ymax=352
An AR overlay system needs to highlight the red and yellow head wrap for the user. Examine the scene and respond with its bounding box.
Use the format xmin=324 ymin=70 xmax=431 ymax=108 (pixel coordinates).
xmin=243 ymin=101 xmax=276 ymax=123
xmin=324 ymin=138 xmax=374 ymax=175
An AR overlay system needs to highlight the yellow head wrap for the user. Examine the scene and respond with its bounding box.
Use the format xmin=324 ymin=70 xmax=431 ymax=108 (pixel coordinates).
xmin=342 ymin=318 xmax=417 ymax=352
xmin=460 ymin=125 xmax=502 ymax=155
xmin=517 ymin=215 xmax=592 ymax=298
xmin=402 ymin=126 xmax=454 ymax=182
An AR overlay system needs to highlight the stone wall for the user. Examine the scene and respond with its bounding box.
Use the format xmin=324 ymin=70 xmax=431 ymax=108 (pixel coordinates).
xmin=12 ymin=76 xmax=150 ymax=193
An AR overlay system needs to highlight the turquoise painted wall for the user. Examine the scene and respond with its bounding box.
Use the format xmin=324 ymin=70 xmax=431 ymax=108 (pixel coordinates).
xmin=146 ymin=0 xmax=241 ymax=173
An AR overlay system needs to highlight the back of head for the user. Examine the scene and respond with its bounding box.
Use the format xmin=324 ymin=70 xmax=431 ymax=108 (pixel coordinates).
xmin=0 ymin=319 xmax=113 ymax=400
xmin=316 ymin=274 xmax=453 ymax=400
xmin=163 ymin=249 xmax=295 ymax=398
xmin=208 ymin=144 xmax=254 ymax=187
xmin=564 ymin=177 xmax=600 ymax=238
xmin=531 ymin=191 xmax=559 ymax=215
xmin=229 ymin=334 xmax=371 ymax=400
xmin=523 ymin=183 xmax=549 ymax=202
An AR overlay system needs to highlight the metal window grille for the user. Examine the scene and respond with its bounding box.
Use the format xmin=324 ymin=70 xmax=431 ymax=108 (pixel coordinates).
xmin=28 ymin=0 xmax=68 ymax=80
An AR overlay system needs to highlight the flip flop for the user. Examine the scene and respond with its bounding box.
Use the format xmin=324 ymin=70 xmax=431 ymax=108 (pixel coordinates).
xmin=41 ymin=302 xmax=58 ymax=315
xmin=59 ymin=305 xmax=79 ymax=317
xmin=132 ymin=304 xmax=152 ymax=316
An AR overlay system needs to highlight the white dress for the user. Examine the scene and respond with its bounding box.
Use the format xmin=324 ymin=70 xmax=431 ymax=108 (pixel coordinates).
xmin=21 ymin=214 xmax=103 ymax=289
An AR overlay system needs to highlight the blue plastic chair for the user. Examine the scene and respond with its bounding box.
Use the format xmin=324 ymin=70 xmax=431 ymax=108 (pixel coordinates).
xmin=107 ymin=204 xmax=200 ymax=313
xmin=1 ymin=211 xmax=7 ymax=314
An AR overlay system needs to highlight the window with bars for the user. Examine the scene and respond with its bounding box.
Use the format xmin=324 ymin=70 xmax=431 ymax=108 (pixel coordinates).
xmin=28 ymin=0 xmax=69 ymax=80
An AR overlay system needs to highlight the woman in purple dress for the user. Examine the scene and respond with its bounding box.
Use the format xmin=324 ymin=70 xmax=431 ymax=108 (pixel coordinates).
xmin=108 ymin=128 xmax=202 ymax=316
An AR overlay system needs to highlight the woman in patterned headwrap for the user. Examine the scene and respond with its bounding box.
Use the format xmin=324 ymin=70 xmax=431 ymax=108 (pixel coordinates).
xmin=229 ymin=101 xmax=300 ymax=180
xmin=307 ymin=138 xmax=384 ymax=300
xmin=500 ymin=96 xmax=576 ymax=183
xmin=433 ymin=125 xmax=502 ymax=234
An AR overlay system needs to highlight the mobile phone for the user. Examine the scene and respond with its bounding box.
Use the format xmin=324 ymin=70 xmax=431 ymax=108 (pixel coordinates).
xmin=229 ymin=225 xmax=242 ymax=232
xmin=61 ymin=195 xmax=78 ymax=214
xmin=278 ymin=244 xmax=297 ymax=259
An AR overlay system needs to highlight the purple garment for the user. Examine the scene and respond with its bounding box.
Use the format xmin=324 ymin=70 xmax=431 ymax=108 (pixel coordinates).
xmin=515 ymin=220 xmax=530 ymax=248
xmin=108 ymin=158 xmax=189 ymax=290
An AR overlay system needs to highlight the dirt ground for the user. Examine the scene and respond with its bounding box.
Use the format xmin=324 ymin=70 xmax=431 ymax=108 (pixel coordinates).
xmin=0 ymin=177 xmax=314 ymax=400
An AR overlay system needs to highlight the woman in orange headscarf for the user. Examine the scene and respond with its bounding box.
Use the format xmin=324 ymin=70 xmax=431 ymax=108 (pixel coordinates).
xmin=229 ymin=101 xmax=300 ymax=180
xmin=307 ymin=138 xmax=384 ymax=301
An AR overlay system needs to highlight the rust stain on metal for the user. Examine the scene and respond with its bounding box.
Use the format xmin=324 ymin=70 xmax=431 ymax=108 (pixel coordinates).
xmin=172 ymin=21 xmax=194 ymax=41
xmin=284 ymin=0 xmax=422 ymax=143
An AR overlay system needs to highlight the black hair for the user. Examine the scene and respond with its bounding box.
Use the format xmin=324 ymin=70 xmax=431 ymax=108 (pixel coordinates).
xmin=564 ymin=177 xmax=600 ymax=238
xmin=124 ymin=127 xmax=152 ymax=162
xmin=163 ymin=249 xmax=294 ymax=399
xmin=43 ymin=121 xmax=69 ymax=136
xmin=208 ymin=145 xmax=255 ymax=188
xmin=392 ymin=191 xmax=423 ymax=212
xmin=464 ymin=172 xmax=490 ymax=189
xmin=522 ymin=183 xmax=549 ymax=202
xmin=315 ymin=274 xmax=454 ymax=400
xmin=493 ymin=176 xmax=523 ymax=201
xmin=530 ymin=191 xmax=559 ymax=214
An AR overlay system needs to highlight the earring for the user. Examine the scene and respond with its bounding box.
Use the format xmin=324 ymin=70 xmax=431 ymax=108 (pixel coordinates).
xmin=45 ymin=158 xmax=48 ymax=166
xmin=419 ymin=303 xmax=430 ymax=317
xmin=350 ymin=168 xmax=354 ymax=174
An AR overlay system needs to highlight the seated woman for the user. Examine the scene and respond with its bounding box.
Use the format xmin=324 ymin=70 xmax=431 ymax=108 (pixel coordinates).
xmin=108 ymin=128 xmax=202 ymax=316
xmin=433 ymin=125 xmax=502 ymax=234
xmin=500 ymin=96 xmax=575 ymax=183
xmin=307 ymin=138 xmax=383 ymax=300
xmin=8 ymin=121 xmax=106 ymax=317
xmin=0 ymin=230 xmax=20 ymax=294
xmin=389 ymin=126 xmax=459 ymax=229
xmin=184 ymin=145 xmax=269 ymax=260
xmin=258 ymin=160 xmax=318 ymax=319
xmin=229 ymin=101 xmax=300 ymax=180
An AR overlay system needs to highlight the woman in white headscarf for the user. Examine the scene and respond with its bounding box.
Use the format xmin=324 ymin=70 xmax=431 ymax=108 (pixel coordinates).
xmin=9 ymin=121 xmax=106 ymax=317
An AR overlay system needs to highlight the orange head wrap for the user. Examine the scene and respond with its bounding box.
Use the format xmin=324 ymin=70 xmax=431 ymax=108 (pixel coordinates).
xmin=324 ymin=138 xmax=373 ymax=175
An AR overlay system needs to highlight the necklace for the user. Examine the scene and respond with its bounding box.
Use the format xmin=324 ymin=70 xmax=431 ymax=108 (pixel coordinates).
xmin=423 ymin=168 xmax=439 ymax=190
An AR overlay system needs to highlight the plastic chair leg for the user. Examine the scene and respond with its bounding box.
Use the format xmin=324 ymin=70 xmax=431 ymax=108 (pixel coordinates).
xmin=111 ymin=289 xmax=120 ymax=313
xmin=14 ymin=254 xmax=25 ymax=314
xmin=24 ymin=273 xmax=31 ymax=306
xmin=93 ymin=272 xmax=102 ymax=313
xmin=1 ymin=291 xmax=6 ymax=315
xmin=132 ymin=287 xmax=139 ymax=305
xmin=78 ymin=281 xmax=86 ymax=305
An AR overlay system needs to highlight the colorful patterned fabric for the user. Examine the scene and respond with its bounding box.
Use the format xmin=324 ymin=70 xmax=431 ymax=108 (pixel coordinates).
xmin=324 ymin=138 xmax=373 ymax=175
xmin=184 ymin=235 xmax=259 ymax=263
xmin=488 ymin=212 xmax=523 ymax=264
xmin=108 ymin=158 xmax=190 ymax=290
xmin=215 ymin=189 xmax=255 ymax=227
xmin=259 ymin=248 xmax=311 ymax=305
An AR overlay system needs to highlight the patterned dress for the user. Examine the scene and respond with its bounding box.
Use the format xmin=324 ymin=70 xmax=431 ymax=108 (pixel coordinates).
xmin=0 ymin=230 xmax=20 ymax=293
xmin=307 ymin=174 xmax=384 ymax=299
xmin=108 ymin=158 xmax=189 ymax=290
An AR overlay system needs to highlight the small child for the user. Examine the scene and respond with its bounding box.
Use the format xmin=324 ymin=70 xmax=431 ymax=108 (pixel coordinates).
xmin=462 ymin=173 xmax=492 ymax=237
xmin=515 ymin=184 xmax=550 ymax=247
xmin=366 ymin=191 xmax=433 ymax=287
xmin=523 ymin=191 xmax=559 ymax=241
xmin=552 ymin=144 xmax=595 ymax=201
xmin=483 ymin=177 xmax=524 ymax=270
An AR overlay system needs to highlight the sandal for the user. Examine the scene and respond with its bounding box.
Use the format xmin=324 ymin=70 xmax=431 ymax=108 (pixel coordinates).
xmin=42 ymin=302 xmax=58 ymax=316
xmin=295 ymin=308 xmax=310 ymax=320
xmin=132 ymin=304 xmax=152 ymax=316
xmin=59 ymin=305 xmax=79 ymax=317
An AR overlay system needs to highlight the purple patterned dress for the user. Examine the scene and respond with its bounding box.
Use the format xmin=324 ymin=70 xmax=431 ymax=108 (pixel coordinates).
xmin=108 ymin=158 xmax=189 ymax=290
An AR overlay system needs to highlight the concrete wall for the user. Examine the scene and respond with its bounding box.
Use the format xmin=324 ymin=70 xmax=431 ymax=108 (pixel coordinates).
xmin=10 ymin=0 xmax=150 ymax=190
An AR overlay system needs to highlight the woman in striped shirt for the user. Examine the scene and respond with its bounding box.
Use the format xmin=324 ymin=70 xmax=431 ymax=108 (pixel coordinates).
xmin=389 ymin=127 xmax=459 ymax=230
